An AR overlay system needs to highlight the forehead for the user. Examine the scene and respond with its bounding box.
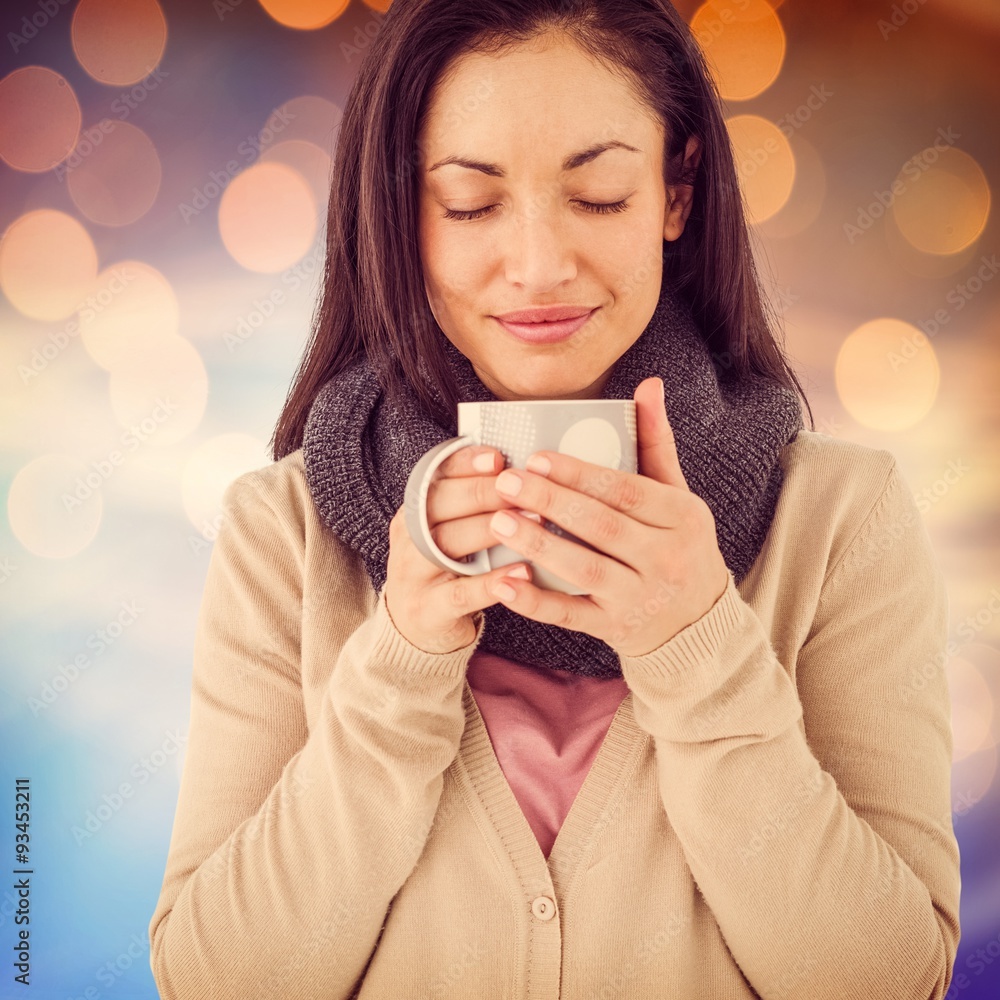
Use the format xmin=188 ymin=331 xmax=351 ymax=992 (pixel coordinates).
xmin=420 ymin=33 xmax=660 ymax=153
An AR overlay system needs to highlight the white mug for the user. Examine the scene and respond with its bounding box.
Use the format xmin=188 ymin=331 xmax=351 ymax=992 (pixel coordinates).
xmin=404 ymin=398 xmax=637 ymax=595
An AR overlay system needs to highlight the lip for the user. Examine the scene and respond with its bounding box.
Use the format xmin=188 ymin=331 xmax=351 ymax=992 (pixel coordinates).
xmin=492 ymin=305 xmax=598 ymax=344
xmin=495 ymin=304 xmax=596 ymax=323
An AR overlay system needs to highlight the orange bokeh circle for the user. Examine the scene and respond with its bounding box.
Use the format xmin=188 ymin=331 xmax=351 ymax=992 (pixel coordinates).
xmin=71 ymin=0 xmax=167 ymax=86
xmin=0 ymin=66 xmax=81 ymax=173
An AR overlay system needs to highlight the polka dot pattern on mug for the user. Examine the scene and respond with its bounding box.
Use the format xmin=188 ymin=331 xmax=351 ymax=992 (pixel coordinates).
xmin=482 ymin=404 xmax=537 ymax=468
xmin=558 ymin=418 xmax=622 ymax=469
xmin=625 ymin=403 xmax=637 ymax=445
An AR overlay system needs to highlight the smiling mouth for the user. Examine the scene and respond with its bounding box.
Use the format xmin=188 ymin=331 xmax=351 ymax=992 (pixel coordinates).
xmin=492 ymin=307 xmax=598 ymax=344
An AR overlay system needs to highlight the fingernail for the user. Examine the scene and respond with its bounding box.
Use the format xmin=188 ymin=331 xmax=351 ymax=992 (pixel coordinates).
xmin=505 ymin=564 xmax=530 ymax=579
xmin=495 ymin=470 xmax=522 ymax=496
xmin=520 ymin=510 xmax=542 ymax=523
xmin=473 ymin=452 xmax=496 ymax=473
xmin=490 ymin=511 xmax=517 ymax=536
xmin=526 ymin=454 xmax=551 ymax=476
xmin=494 ymin=581 xmax=516 ymax=601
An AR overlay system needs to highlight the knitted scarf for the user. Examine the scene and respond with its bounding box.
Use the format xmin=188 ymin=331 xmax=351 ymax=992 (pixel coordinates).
xmin=302 ymin=281 xmax=803 ymax=678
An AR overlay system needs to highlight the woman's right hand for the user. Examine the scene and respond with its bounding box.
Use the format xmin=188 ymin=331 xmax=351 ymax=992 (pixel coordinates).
xmin=384 ymin=445 xmax=534 ymax=654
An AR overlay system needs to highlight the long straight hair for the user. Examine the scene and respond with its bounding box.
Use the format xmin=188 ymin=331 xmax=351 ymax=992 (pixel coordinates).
xmin=271 ymin=0 xmax=813 ymax=460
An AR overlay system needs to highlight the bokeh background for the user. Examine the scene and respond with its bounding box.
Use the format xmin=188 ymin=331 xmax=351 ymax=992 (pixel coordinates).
xmin=0 ymin=0 xmax=997 ymax=995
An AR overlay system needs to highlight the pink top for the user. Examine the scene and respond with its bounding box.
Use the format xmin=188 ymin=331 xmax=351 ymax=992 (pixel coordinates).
xmin=465 ymin=649 xmax=630 ymax=858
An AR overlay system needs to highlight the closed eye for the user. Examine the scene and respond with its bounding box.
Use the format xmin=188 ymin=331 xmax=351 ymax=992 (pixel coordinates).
xmin=443 ymin=199 xmax=630 ymax=221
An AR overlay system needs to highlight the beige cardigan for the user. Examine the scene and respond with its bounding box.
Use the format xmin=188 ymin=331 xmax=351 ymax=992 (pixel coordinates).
xmin=148 ymin=430 xmax=961 ymax=999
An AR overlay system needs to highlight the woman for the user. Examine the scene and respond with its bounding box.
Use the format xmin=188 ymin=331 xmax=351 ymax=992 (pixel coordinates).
xmin=149 ymin=1 xmax=961 ymax=997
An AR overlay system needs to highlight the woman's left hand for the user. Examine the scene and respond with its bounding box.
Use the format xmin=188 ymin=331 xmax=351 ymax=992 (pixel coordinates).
xmin=487 ymin=377 xmax=730 ymax=658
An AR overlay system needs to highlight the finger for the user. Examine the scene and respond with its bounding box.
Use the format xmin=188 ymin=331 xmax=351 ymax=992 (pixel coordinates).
xmin=493 ymin=466 xmax=662 ymax=566
xmin=444 ymin=560 xmax=534 ymax=616
xmin=485 ymin=557 xmax=604 ymax=636
xmin=392 ymin=503 xmax=532 ymax=602
xmin=635 ymin=377 xmax=688 ymax=489
xmin=487 ymin=507 xmax=634 ymax=595
xmin=437 ymin=444 xmax=506 ymax=479
xmin=431 ymin=510 xmax=541 ymax=562
xmin=427 ymin=468 xmax=520 ymax=524
xmin=430 ymin=511 xmax=500 ymax=563
xmin=512 ymin=454 xmax=684 ymax=529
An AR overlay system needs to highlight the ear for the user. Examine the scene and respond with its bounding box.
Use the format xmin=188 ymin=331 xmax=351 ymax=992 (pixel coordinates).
xmin=663 ymin=135 xmax=702 ymax=242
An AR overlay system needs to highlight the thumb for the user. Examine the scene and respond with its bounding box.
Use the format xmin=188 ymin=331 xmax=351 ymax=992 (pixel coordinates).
xmin=635 ymin=377 xmax=688 ymax=488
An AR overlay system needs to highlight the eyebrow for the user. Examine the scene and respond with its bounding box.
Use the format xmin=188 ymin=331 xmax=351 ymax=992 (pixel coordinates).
xmin=427 ymin=140 xmax=642 ymax=176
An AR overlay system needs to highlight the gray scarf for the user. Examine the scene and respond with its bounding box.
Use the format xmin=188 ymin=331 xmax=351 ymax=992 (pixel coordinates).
xmin=302 ymin=282 xmax=803 ymax=678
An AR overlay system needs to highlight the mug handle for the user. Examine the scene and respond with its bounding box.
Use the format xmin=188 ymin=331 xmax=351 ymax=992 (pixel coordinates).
xmin=403 ymin=436 xmax=493 ymax=576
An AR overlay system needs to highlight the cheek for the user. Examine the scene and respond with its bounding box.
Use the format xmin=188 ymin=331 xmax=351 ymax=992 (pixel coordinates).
xmin=605 ymin=229 xmax=665 ymax=300
xmin=608 ymin=211 xmax=665 ymax=259
xmin=421 ymin=222 xmax=484 ymax=302
xmin=418 ymin=215 xmax=444 ymax=279
xmin=419 ymin=221 xmax=457 ymax=317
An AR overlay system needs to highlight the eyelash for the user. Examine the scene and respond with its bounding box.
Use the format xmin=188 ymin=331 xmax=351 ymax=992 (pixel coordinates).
xmin=443 ymin=199 xmax=630 ymax=221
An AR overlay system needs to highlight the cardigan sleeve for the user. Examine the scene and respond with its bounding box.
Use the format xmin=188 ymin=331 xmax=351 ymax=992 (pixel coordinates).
xmin=148 ymin=470 xmax=485 ymax=1000
xmin=617 ymin=456 xmax=961 ymax=1000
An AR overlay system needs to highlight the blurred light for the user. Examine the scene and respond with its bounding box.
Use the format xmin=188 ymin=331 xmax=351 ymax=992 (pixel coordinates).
xmin=757 ymin=134 xmax=826 ymax=240
xmin=885 ymin=208 xmax=982 ymax=281
xmin=0 ymin=67 xmax=81 ymax=173
xmin=362 ymin=0 xmax=393 ymax=12
xmin=949 ymin=653 xmax=995 ymax=760
xmin=690 ymin=0 xmax=786 ymax=101
xmin=259 ymin=139 xmax=332 ymax=218
xmin=66 ymin=121 xmax=162 ymax=227
xmin=78 ymin=261 xmax=179 ymax=370
xmin=108 ymin=336 xmax=208 ymax=447
xmin=726 ymin=114 xmax=796 ymax=223
xmin=891 ymin=148 xmax=991 ymax=256
xmin=0 ymin=210 xmax=98 ymax=321
xmin=951 ymin=741 xmax=997 ymax=815
xmin=834 ymin=318 xmax=940 ymax=431
xmin=7 ymin=454 xmax=103 ymax=559
xmin=180 ymin=434 xmax=271 ymax=534
xmin=257 ymin=0 xmax=350 ymax=31
xmin=71 ymin=0 xmax=167 ymax=87
xmin=259 ymin=95 xmax=342 ymax=158
xmin=939 ymin=0 xmax=1000 ymax=35
xmin=218 ymin=161 xmax=317 ymax=273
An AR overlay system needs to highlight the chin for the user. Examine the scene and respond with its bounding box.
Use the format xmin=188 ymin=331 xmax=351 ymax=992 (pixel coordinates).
xmin=480 ymin=353 xmax=601 ymax=400
xmin=495 ymin=375 xmax=597 ymax=401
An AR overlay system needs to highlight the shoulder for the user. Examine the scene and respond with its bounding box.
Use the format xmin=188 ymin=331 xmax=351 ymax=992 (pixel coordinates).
xmin=776 ymin=429 xmax=924 ymax=587
xmin=216 ymin=448 xmax=361 ymax=580
xmin=779 ymin=429 xmax=896 ymax=506
xmin=220 ymin=447 xmax=312 ymax=527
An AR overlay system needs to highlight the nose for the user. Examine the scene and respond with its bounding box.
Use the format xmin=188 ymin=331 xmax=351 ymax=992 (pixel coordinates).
xmin=502 ymin=193 xmax=578 ymax=291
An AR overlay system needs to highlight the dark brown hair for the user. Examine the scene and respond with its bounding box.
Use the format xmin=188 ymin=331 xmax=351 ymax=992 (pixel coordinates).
xmin=270 ymin=0 xmax=813 ymax=460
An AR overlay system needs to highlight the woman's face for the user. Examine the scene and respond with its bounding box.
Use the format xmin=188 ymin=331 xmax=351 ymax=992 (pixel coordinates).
xmin=417 ymin=29 xmax=699 ymax=400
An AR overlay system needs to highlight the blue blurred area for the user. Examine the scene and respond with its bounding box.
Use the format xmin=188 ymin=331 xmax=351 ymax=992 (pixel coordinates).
xmin=1 ymin=0 xmax=998 ymax=997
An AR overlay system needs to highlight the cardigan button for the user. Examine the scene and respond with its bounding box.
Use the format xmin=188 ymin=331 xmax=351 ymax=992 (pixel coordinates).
xmin=531 ymin=895 xmax=556 ymax=921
